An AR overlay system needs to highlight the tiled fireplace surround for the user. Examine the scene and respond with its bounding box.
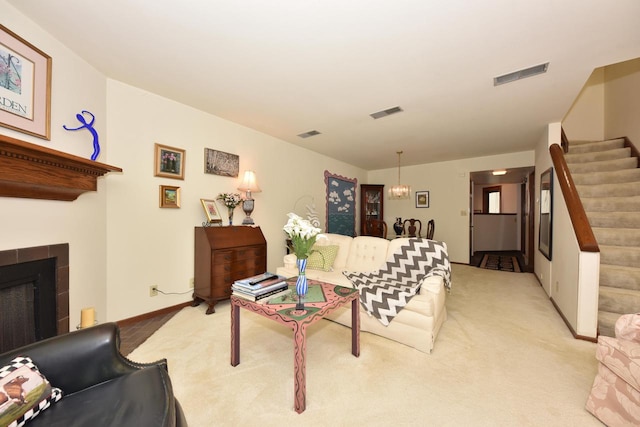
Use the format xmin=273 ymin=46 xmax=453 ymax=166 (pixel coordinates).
xmin=0 ymin=244 xmax=70 ymax=336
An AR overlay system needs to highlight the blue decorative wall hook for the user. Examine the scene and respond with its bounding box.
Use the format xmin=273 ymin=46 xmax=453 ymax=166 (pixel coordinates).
xmin=63 ymin=110 xmax=101 ymax=161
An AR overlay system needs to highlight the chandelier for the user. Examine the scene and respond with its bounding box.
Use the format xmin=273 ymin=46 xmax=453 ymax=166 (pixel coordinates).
xmin=389 ymin=151 xmax=411 ymax=199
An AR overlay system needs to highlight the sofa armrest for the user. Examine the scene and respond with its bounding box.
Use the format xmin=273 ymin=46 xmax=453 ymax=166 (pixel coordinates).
xmin=615 ymin=313 xmax=640 ymax=342
xmin=0 ymin=322 xmax=166 ymax=395
xmin=283 ymin=253 xmax=298 ymax=269
xmin=420 ymin=275 xmax=444 ymax=294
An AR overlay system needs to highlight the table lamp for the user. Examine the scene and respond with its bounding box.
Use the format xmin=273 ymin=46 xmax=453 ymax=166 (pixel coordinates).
xmin=237 ymin=170 xmax=262 ymax=225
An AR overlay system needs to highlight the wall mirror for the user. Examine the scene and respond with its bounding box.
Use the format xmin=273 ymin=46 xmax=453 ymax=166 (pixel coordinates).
xmin=538 ymin=167 xmax=553 ymax=260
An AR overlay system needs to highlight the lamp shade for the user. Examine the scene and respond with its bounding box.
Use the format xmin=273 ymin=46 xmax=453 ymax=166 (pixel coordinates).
xmin=237 ymin=170 xmax=261 ymax=193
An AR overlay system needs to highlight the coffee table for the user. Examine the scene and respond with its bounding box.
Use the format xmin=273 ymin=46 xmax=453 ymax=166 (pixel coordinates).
xmin=230 ymin=279 xmax=360 ymax=413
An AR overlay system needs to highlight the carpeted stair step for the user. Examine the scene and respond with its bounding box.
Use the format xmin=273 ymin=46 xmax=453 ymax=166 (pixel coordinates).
xmin=588 ymin=212 xmax=640 ymax=228
xmin=581 ymin=195 xmax=640 ymax=212
xmin=598 ymin=311 xmax=622 ymax=337
xmin=600 ymin=264 xmax=640 ymax=291
xmin=567 ymin=138 xmax=625 ymax=154
xmin=565 ymin=147 xmax=630 ymax=164
xmin=571 ymin=168 xmax=640 ymax=185
xmin=593 ymin=228 xmax=640 ymax=247
xmin=567 ymin=157 xmax=637 ymax=173
xmin=599 ymin=245 xmax=640 ymax=268
xmin=598 ymin=286 xmax=640 ymax=315
xmin=576 ymin=181 xmax=640 ymax=198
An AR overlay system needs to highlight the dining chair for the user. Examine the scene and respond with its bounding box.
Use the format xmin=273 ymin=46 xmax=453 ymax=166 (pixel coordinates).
xmin=426 ymin=219 xmax=435 ymax=239
xmin=365 ymin=218 xmax=388 ymax=239
xmin=402 ymin=218 xmax=422 ymax=237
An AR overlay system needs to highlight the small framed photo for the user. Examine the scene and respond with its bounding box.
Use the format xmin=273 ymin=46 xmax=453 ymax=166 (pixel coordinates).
xmin=0 ymin=24 xmax=52 ymax=140
xmin=200 ymin=198 xmax=222 ymax=223
xmin=204 ymin=148 xmax=239 ymax=177
xmin=415 ymin=191 xmax=430 ymax=208
xmin=159 ymin=185 xmax=180 ymax=208
xmin=155 ymin=143 xmax=185 ymax=180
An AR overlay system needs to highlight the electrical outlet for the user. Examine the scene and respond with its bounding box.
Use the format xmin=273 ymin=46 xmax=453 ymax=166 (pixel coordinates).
xmin=149 ymin=285 xmax=158 ymax=297
xmin=189 ymin=278 xmax=195 ymax=288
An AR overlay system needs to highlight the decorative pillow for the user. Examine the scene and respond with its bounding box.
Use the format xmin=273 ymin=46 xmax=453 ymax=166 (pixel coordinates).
xmin=0 ymin=356 xmax=63 ymax=427
xmin=306 ymin=245 xmax=339 ymax=271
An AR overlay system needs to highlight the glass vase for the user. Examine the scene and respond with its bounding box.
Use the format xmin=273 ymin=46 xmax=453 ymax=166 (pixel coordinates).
xmin=228 ymin=207 xmax=234 ymax=225
xmin=295 ymin=258 xmax=308 ymax=309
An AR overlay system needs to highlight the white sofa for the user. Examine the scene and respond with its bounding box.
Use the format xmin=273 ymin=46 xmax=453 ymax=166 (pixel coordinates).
xmin=276 ymin=233 xmax=448 ymax=353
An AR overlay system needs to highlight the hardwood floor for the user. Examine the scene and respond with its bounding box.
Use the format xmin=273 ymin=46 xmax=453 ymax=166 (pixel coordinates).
xmin=118 ymin=311 xmax=178 ymax=356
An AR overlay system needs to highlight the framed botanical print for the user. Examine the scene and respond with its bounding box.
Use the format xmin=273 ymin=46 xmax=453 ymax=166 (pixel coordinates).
xmin=159 ymin=185 xmax=180 ymax=208
xmin=200 ymin=198 xmax=222 ymax=223
xmin=155 ymin=143 xmax=185 ymax=180
xmin=0 ymin=24 xmax=52 ymax=140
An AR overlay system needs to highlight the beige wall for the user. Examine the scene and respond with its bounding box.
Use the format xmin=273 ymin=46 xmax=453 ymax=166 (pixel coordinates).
xmin=604 ymin=57 xmax=640 ymax=144
xmin=0 ymin=2 xmax=110 ymax=327
xmin=0 ymin=1 xmax=366 ymax=323
xmin=563 ymin=68 xmax=605 ymax=141
xmin=104 ymin=81 xmax=365 ymax=320
xmin=368 ymin=150 xmax=534 ymax=264
xmin=564 ymin=57 xmax=640 ymax=145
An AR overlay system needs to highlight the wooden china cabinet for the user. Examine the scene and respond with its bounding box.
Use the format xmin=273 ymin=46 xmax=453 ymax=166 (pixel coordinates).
xmin=360 ymin=184 xmax=385 ymax=236
xmin=193 ymin=226 xmax=266 ymax=314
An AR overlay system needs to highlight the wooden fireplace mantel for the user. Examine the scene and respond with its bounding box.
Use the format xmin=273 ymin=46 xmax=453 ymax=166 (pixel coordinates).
xmin=0 ymin=133 xmax=123 ymax=201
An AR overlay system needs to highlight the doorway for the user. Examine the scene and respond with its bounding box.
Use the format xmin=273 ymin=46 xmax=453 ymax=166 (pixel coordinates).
xmin=469 ymin=166 xmax=535 ymax=272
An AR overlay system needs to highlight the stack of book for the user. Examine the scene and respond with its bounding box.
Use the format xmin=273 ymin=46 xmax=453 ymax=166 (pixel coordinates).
xmin=231 ymin=272 xmax=290 ymax=303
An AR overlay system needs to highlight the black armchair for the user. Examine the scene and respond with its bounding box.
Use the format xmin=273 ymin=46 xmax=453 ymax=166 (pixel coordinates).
xmin=0 ymin=323 xmax=187 ymax=427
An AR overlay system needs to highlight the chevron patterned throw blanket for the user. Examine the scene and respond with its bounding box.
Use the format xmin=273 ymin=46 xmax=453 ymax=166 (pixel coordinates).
xmin=343 ymin=239 xmax=451 ymax=326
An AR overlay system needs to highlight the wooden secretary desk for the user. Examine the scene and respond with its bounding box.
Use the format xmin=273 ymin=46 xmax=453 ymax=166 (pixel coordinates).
xmin=193 ymin=226 xmax=267 ymax=314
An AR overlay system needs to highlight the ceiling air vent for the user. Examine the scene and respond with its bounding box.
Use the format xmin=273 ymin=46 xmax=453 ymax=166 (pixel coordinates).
xmin=494 ymin=62 xmax=549 ymax=86
xmin=297 ymin=130 xmax=321 ymax=139
xmin=370 ymin=106 xmax=403 ymax=119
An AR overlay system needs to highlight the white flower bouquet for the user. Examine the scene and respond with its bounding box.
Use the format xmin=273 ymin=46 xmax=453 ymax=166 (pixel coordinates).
xmin=217 ymin=193 xmax=242 ymax=209
xmin=283 ymin=212 xmax=322 ymax=260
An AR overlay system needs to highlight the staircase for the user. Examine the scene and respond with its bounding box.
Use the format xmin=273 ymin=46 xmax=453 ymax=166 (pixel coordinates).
xmin=564 ymin=138 xmax=640 ymax=337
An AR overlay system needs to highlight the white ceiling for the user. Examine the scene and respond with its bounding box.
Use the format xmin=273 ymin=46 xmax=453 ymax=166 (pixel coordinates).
xmin=7 ymin=0 xmax=640 ymax=170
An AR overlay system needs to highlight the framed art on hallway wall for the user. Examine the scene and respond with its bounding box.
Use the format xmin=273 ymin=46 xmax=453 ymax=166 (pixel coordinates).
xmin=0 ymin=24 xmax=52 ymax=140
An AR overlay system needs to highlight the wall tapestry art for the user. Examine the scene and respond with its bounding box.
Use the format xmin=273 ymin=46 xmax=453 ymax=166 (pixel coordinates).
xmin=324 ymin=170 xmax=357 ymax=236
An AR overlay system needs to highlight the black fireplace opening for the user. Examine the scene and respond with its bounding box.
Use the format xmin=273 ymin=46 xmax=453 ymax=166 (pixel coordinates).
xmin=0 ymin=258 xmax=57 ymax=353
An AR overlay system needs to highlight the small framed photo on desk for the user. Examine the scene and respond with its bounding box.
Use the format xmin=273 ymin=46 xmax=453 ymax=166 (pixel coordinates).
xmin=201 ymin=198 xmax=222 ymax=223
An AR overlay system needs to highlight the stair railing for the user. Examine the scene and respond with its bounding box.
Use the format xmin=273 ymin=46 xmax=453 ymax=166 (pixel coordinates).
xmin=549 ymin=143 xmax=599 ymax=252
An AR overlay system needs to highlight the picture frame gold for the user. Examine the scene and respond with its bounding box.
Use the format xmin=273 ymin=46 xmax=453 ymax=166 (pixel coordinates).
xmin=0 ymin=24 xmax=52 ymax=140
xmin=415 ymin=191 xmax=429 ymax=208
xmin=200 ymin=198 xmax=222 ymax=223
xmin=154 ymin=143 xmax=185 ymax=180
xmin=159 ymin=185 xmax=180 ymax=208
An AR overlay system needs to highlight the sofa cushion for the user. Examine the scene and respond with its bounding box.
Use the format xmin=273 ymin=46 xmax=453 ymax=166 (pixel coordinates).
xmin=24 ymin=365 xmax=176 ymax=427
xmin=307 ymin=245 xmax=340 ymax=271
xmin=0 ymin=356 xmax=63 ymax=427
xmin=344 ymin=236 xmax=389 ymax=272
xmin=315 ymin=234 xmax=353 ymax=270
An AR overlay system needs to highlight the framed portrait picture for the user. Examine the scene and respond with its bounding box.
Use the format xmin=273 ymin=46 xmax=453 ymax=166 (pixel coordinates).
xmin=155 ymin=143 xmax=185 ymax=180
xmin=0 ymin=24 xmax=52 ymax=140
xmin=159 ymin=185 xmax=180 ymax=208
xmin=200 ymin=198 xmax=222 ymax=223
xmin=415 ymin=191 xmax=430 ymax=208
xmin=204 ymin=148 xmax=239 ymax=177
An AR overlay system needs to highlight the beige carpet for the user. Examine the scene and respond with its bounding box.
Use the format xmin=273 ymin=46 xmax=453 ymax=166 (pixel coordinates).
xmin=128 ymin=264 xmax=601 ymax=426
